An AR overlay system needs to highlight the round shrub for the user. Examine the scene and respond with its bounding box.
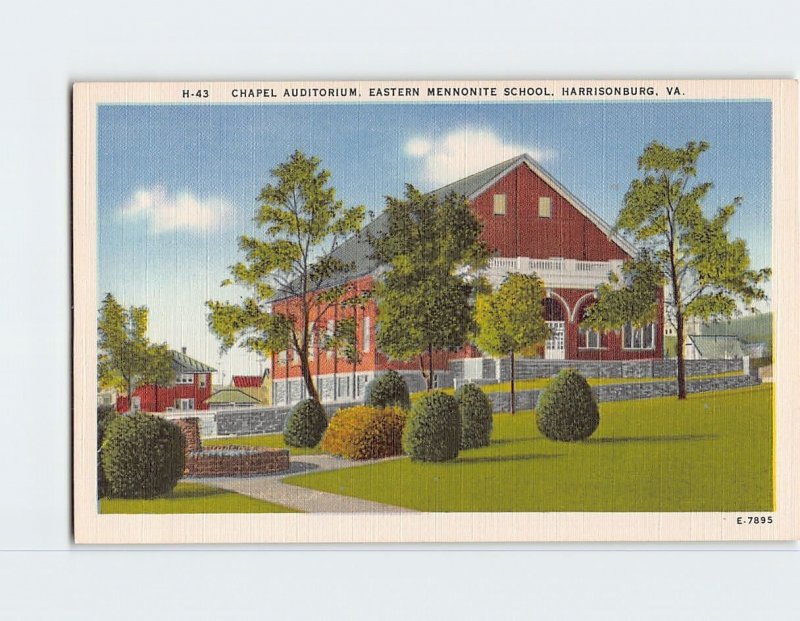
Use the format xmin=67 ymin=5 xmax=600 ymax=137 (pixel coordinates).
xmin=321 ymin=405 xmax=407 ymax=460
xmin=402 ymin=391 xmax=461 ymax=462
xmin=455 ymin=383 xmax=493 ymax=449
xmin=101 ymin=412 xmax=185 ymax=499
xmin=364 ymin=370 xmax=411 ymax=410
xmin=536 ymin=369 xmax=600 ymax=442
xmin=284 ymin=398 xmax=328 ymax=448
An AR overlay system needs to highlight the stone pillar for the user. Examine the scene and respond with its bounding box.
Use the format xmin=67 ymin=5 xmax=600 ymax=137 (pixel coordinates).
xmin=175 ymin=417 xmax=201 ymax=452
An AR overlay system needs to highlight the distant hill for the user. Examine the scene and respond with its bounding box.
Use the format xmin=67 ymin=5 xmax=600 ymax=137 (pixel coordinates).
xmin=701 ymin=312 xmax=772 ymax=354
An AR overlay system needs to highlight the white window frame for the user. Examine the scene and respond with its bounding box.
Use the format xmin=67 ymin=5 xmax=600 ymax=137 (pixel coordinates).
xmin=326 ymin=319 xmax=335 ymax=359
xmin=177 ymin=373 xmax=194 ymax=385
xmin=493 ymin=193 xmax=507 ymax=216
xmin=623 ymin=323 xmax=656 ymax=350
xmin=362 ymin=316 xmax=371 ymax=353
xmin=579 ymin=328 xmax=603 ymax=349
xmin=538 ymin=196 xmax=552 ymax=218
xmin=307 ymin=323 xmax=315 ymax=360
xmin=199 ymin=374 xmax=207 ymax=388
xmin=278 ymin=350 xmax=287 ymax=365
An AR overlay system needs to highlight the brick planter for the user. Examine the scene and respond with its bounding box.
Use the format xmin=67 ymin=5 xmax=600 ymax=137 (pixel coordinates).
xmin=185 ymin=446 xmax=290 ymax=477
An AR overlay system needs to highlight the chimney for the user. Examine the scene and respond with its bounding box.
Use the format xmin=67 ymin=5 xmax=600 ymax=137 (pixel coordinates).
xmin=181 ymin=346 xmax=187 ymax=354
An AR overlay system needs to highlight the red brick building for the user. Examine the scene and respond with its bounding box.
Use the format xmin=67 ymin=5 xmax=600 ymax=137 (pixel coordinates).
xmin=270 ymin=154 xmax=663 ymax=404
xmin=116 ymin=349 xmax=216 ymax=413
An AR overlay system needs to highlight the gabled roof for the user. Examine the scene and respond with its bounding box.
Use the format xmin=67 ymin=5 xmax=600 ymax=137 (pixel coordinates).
xmin=232 ymin=375 xmax=262 ymax=388
xmin=435 ymin=153 xmax=636 ymax=257
xmin=205 ymin=388 xmax=261 ymax=405
xmin=687 ymin=335 xmax=747 ymax=359
xmin=270 ymin=153 xmax=635 ymax=301
xmin=171 ymin=350 xmax=216 ymax=374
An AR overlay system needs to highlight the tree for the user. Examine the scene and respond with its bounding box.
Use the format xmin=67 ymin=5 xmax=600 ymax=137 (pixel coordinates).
xmin=97 ymin=293 xmax=174 ymax=412
xmin=321 ymin=289 xmax=372 ymax=400
xmin=372 ymin=185 xmax=489 ymax=389
xmin=474 ymin=273 xmax=550 ymax=414
xmin=207 ymin=151 xmax=365 ymax=403
xmin=584 ymin=141 xmax=770 ymax=398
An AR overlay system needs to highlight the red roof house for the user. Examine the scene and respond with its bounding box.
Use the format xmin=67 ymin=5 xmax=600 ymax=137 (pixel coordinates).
xmin=116 ymin=349 xmax=216 ymax=413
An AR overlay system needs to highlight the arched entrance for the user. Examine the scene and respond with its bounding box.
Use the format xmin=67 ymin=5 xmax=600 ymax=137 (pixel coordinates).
xmin=543 ymin=297 xmax=567 ymax=360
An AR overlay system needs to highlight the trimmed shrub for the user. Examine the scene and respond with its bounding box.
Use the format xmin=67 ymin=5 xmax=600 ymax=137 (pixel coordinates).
xmin=101 ymin=412 xmax=185 ymax=499
xmin=284 ymin=398 xmax=328 ymax=448
xmin=97 ymin=405 xmax=117 ymax=498
xmin=364 ymin=370 xmax=411 ymax=410
xmin=321 ymin=405 xmax=407 ymax=460
xmin=455 ymin=383 xmax=493 ymax=449
xmin=536 ymin=369 xmax=600 ymax=442
xmin=402 ymin=391 xmax=461 ymax=462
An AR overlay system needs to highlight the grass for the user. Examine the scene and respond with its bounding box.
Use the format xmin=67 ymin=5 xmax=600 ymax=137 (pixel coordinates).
xmin=99 ymin=482 xmax=298 ymax=514
xmin=203 ymin=433 xmax=322 ymax=456
xmin=285 ymin=384 xmax=773 ymax=512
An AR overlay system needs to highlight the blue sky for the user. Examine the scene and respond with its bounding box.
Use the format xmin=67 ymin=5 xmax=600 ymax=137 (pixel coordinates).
xmin=97 ymin=100 xmax=772 ymax=378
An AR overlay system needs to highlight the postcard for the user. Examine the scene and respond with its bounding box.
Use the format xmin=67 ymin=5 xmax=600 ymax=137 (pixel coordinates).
xmin=73 ymin=79 xmax=798 ymax=543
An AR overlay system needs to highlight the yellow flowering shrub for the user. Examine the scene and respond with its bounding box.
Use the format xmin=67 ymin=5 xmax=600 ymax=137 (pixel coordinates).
xmin=320 ymin=405 xmax=407 ymax=460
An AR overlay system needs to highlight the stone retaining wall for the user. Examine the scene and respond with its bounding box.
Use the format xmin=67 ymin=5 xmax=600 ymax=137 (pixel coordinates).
xmin=487 ymin=357 xmax=743 ymax=381
xmin=486 ymin=373 xmax=760 ymax=413
xmin=215 ymin=401 xmax=358 ymax=436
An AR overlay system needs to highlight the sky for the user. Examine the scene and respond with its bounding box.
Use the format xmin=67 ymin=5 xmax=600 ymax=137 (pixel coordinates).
xmin=97 ymin=100 xmax=773 ymax=379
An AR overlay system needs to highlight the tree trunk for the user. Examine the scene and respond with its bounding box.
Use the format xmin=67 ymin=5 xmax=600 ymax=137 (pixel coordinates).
xmin=300 ymin=356 xmax=321 ymax=403
xmin=676 ymin=311 xmax=687 ymax=399
xmin=427 ymin=343 xmax=434 ymax=390
xmin=510 ymin=350 xmax=516 ymax=415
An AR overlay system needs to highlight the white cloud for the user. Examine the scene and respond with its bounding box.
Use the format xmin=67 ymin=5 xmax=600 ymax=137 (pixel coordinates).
xmin=119 ymin=187 xmax=229 ymax=234
xmin=404 ymin=127 xmax=554 ymax=187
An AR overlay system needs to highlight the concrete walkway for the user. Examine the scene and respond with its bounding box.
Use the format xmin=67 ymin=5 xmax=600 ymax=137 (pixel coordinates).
xmin=190 ymin=454 xmax=416 ymax=513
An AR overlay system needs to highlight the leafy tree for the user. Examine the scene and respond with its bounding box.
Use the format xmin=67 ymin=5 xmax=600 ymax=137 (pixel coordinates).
xmin=207 ymin=151 xmax=365 ymax=403
xmin=474 ymin=273 xmax=550 ymax=414
xmin=372 ymin=185 xmax=489 ymax=389
xmin=97 ymin=293 xmax=173 ymax=412
xmin=584 ymin=141 xmax=770 ymax=398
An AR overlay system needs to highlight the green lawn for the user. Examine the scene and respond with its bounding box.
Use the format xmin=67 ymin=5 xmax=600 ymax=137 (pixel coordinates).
xmin=99 ymin=482 xmax=298 ymax=514
xmin=285 ymin=384 xmax=773 ymax=512
xmin=203 ymin=433 xmax=321 ymax=456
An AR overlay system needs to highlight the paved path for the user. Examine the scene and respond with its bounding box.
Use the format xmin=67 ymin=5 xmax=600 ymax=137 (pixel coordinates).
xmin=190 ymin=454 xmax=416 ymax=513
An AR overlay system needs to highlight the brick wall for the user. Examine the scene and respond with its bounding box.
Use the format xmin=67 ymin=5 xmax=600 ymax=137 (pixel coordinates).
xmin=185 ymin=447 xmax=290 ymax=477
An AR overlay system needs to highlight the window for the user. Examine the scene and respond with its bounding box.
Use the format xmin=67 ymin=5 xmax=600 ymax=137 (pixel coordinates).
xmin=308 ymin=323 xmax=315 ymax=360
xmin=493 ymin=193 xmax=507 ymax=215
xmin=327 ymin=320 xmax=335 ymax=359
xmin=199 ymin=374 xmax=207 ymax=388
xmin=362 ymin=316 xmax=371 ymax=352
xmin=623 ymin=323 xmax=656 ymax=350
xmin=579 ymin=328 xmax=603 ymax=349
xmin=278 ymin=350 xmax=287 ymax=365
xmin=177 ymin=373 xmax=194 ymax=385
xmin=538 ymin=196 xmax=552 ymax=218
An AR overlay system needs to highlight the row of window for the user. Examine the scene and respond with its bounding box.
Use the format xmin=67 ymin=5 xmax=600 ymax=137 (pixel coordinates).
xmin=493 ymin=194 xmax=552 ymax=218
xmin=277 ymin=317 xmax=372 ymax=366
xmin=578 ymin=323 xmax=656 ymax=350
xmin=176 ymin=373 xmax=207 ymax=387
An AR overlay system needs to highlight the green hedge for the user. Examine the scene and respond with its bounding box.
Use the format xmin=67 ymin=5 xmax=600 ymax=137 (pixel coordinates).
xmin=402 ymin=391 xmax=461 ymax=462
xmin=96 ymin=405 xmax=117 ymax=498
xmin=536 ymin=369 xmax=599 ymax=442
xmin=320 ymin=405 xmax=407 ymax=460
xmin=364 ymin=370 xmax=411 ymax=409
xmin=101 ymin=412 xmax=185 ymax=499
xmin=455 ymin=383 xmax=493 ymax=449
xmin=284 ymin=399 xmax=328 ymax=448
